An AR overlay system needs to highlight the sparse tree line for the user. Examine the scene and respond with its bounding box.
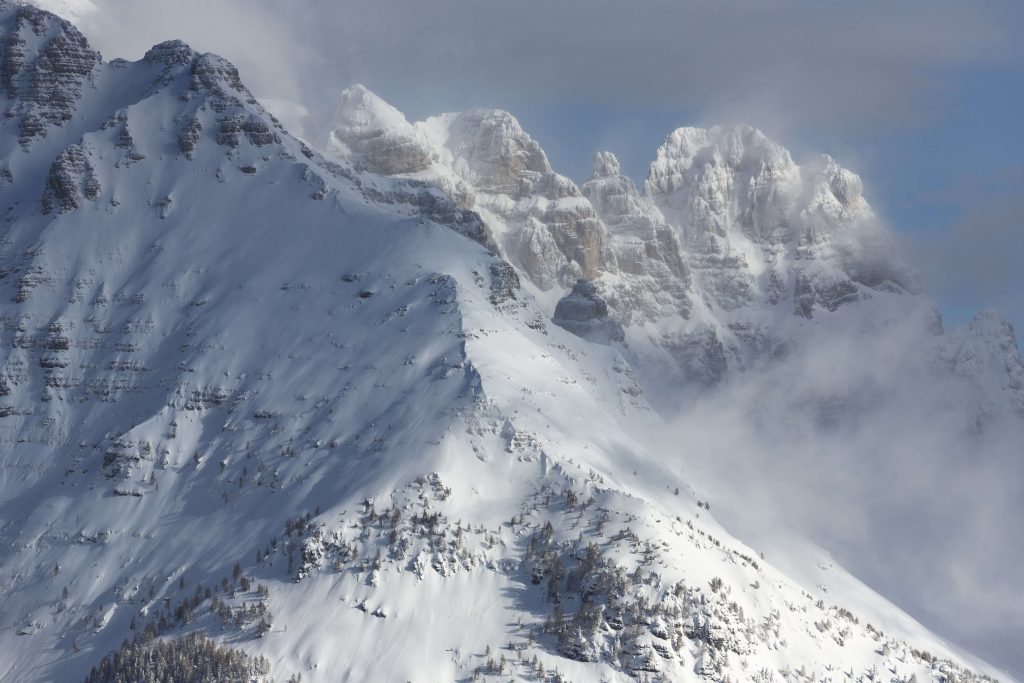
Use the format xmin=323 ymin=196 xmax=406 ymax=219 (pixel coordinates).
xmin=82 ymin=632 xmax=275 ymax=683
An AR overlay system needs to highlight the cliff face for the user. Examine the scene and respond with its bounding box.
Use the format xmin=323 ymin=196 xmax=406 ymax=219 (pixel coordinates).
xmin=0 ymin=5 xmax=1020 ymax=682
xmin=324 ymin=88 xmax=971 ymax=398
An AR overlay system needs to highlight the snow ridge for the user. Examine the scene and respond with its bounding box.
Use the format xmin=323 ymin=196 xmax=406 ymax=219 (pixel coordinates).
xmin=0 ymin=5 xmax=1020 ymax=683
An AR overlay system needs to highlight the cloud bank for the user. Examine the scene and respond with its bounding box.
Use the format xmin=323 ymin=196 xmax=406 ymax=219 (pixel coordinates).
xmin=660 ymin=318 xmax=1024 ymax=678
xmin=45 ymin=0 xmax=1021 ymax=138
xmin=911 ymin=166 xmax=1024 ymax=331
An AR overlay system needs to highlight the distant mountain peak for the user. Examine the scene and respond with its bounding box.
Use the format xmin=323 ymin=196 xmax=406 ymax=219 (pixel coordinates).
xmin=1 ymin=1 xmax=100 ymax=144
xmin=591 ymin=150 xmax=621 ymax=178
xmin=142 ymin=39 xmax=197 ymax=66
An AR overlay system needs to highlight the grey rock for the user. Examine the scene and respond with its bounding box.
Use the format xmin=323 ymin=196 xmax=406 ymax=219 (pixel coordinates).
xmin=661 ymin=327 xmax=729 ymax=387
xmin=326 ymin=85 xmax=436 ymax=175
xmin=217 ymin=113 xmax=280 ymax=148
xmin=1 ymin=4 xmax=100 ymax=144
xmin=488 ymin=259 xmax=520 ymax=306
xmin=41 ymin=144 xmax=100 ymax=214
xmin=553 ymin=279 xmax=625 ymax=345
xmin=177 ymin=115 xmax=203 ymax=158
xmin=444 ymin=109 xmax=551 ymax=197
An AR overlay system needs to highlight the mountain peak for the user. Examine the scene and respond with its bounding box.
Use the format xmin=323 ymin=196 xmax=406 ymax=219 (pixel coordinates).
xmin=142 ymin=39 xmax=197 ymax=66
xmin=591 ymin=150 xmax=621 ymax=178
xmin=441 ymin=108 xmax=552 ymax=194
xmin=334 ymin=83 xmax=413 ymax=135
xmin=1 ymin=6 xmax=1021 ymax=680
xmin=962 ymin=310 xmax=1021 ymax=353
xmin=325 ymin=84 xmax=435 ymax=174
xmin=650 ymin=123 xmax=792 ymax=181
xmin=0 ymin=0 xmax=100 ymax=144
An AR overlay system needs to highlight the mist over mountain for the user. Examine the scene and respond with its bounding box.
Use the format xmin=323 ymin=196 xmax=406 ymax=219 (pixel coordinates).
xmin=0 ymin=2 xmax=1021 ymax=682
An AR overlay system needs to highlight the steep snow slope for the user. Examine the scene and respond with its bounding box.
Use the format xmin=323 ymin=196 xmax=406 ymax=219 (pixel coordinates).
xmin=323 ymin=86 xmax=1024 ymax=417
xmin=0 ymin=4 xmax=1019 ymax=682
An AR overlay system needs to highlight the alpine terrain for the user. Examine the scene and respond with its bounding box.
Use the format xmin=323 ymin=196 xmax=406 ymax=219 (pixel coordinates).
xmin=0 ymin=3 xmax=1022 ymax=682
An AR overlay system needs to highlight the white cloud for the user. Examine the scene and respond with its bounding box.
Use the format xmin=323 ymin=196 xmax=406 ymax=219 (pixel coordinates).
xmin=62 ymin=0 xmax=1021 ymax=138
xmin=660 ymin=317 xmax=1024 ymax=678
xmin=25 ymin=0 xmax=96 ymax=23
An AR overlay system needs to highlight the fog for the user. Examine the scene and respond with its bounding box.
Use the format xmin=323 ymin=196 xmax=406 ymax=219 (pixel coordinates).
xmin=36 ymin=0 xmax=1020 ymax=137
xmin=660 ymin=316 xmax=1024 ymax=677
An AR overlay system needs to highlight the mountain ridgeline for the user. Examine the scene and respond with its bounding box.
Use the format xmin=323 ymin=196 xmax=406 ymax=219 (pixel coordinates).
xmin=0 ymin=3 xmax=1021 ymax=682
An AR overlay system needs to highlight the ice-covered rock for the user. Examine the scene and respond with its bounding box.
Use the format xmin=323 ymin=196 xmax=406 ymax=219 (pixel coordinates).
xmin=939 ymin=311 xmax=1024 ymax=416
xmin=325 ymin=91 xmax=617 ymax=291
xmin=326 ymin=85 xmax=436 ymax=174
xmin=321 ymin=100 xmax=959 ymax=391
xmin=646 ymin=125 xmax=917 ymax=316
xmin=442 ymin=108 xmax=552 ymax=197
xmin=583 ymin=151 xmax=692 ymax=322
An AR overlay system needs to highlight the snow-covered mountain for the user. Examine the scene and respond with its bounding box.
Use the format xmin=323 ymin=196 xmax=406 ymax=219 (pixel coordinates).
xmin=0 ymin=3 xmax=1021 ymax=682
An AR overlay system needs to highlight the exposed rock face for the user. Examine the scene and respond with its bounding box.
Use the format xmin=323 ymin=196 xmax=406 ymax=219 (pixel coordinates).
xmin=177 ymin=115 xmax=203 ymax=158
xmin=322 ymin=91 xmax=990 ymax=395
xmin=0 ymin=3 xmax=101 ymax=144
xmin=429 ymin=109 xmax=617 ymax=289
xmin=938 ymin=311 xmax=1024 ymax=416
xmin=488 ymin=259 xmax=520 ymax=305
xmin=443 ymin=109 xmax=551 ymax=197
xmin=325 ymin=85 xmax=436 ymax=175
xmin=583 ymin=151 xmax=692 ymax=322
xmin=217 ymin=113 xmax=280 ymax=147
xmin=142 ymin=39 xmax=197 ymax=68
xmin=553 ymin=279 xmax=625 ymax=344
xmin=647 ymin=126 xmax=801 ymax=243
xmin=41 ymin=144 xmax=99 ymax=213
xmin=647 ymin=126 xmax=918 ymax=315
xmin=326 ymin=90 xmax=617 ymax=291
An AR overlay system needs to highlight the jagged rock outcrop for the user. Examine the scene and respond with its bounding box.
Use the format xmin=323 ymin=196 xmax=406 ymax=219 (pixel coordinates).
xmin=142 ymin=39 xmax=198 ymax=68
xmin=322 ymin=98 xmax=949 ymax=390
xmin=435 ymin=110 xmax=617 ymax=286
xmin=553 ymin=279 xmax=625 ymax=344
xmin=647 ymin=125 xmax=918 ymax=315
xmin=177 ymin=114 xmax=202 ymax=158
xmin=583 ymin=151 xmax=692 ymax=322
xmin=326 ymin=85 xmax=436 ymax=174
xmin=443 ymin=108 xmax=551 ymax=198
xmin=325 ymin=89 xmax=618 ymax=291
xmin=938 ymin=311 xmax=1024 ymax=416
xmin=41 ymin=144 xmax=99 ymax=213
xmin=487 ymin=259 xmax=520 ymax=305
xmin=0 ymin=2 xmax=100 ymax=144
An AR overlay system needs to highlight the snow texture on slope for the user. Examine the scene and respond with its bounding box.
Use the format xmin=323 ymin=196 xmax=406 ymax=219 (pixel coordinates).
xmin=0 ymin=6 xmax=1020 ymax=683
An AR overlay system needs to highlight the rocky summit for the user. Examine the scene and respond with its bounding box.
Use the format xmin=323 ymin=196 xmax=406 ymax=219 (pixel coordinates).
xmin=0 ymin=4 xmax=1021 ymax=682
